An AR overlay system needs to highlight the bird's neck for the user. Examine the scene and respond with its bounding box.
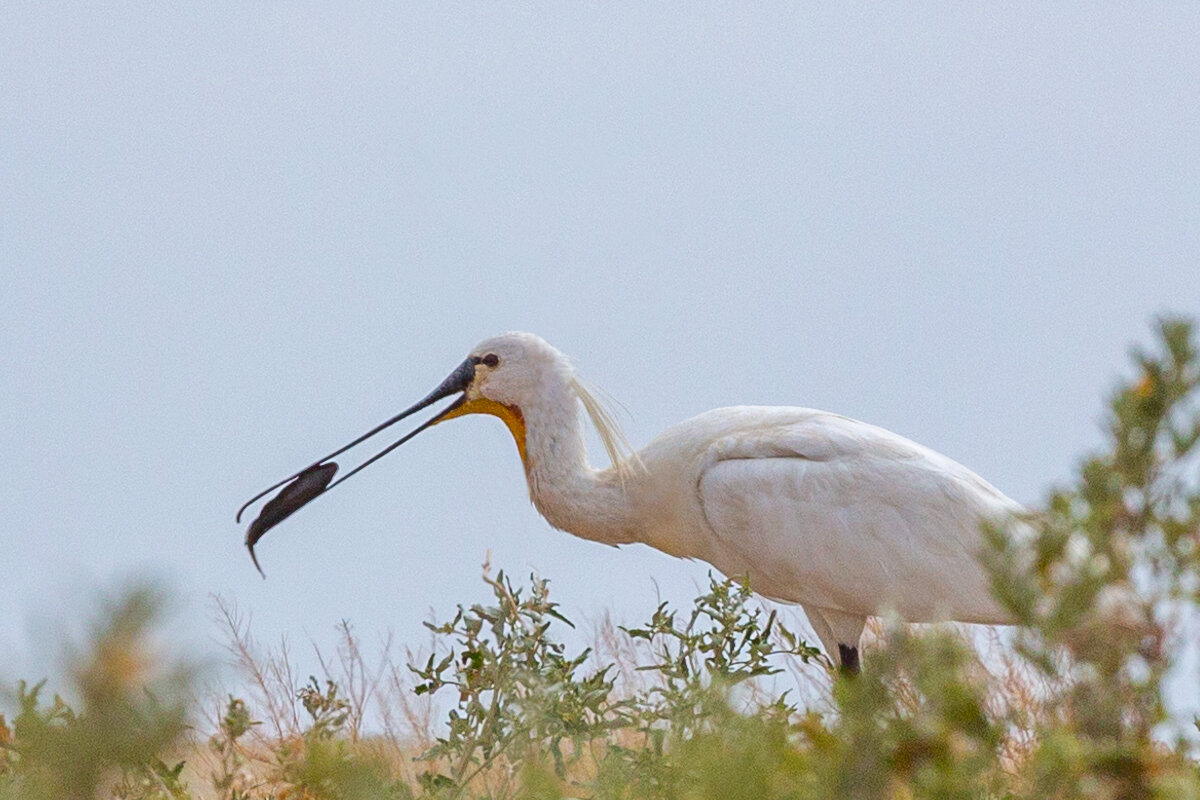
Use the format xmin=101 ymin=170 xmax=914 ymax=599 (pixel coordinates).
xmin=520 ymin=385 xmax=639 ymax=547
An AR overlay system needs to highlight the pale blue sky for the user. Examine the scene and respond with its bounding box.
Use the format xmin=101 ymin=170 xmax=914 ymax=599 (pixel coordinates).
xmin=2 ymin=4 xmax=1198 ymax=705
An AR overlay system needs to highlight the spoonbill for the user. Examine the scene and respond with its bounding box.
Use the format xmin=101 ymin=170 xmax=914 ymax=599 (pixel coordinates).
xmin=238 ymin=332 xmax=1020 ymax=671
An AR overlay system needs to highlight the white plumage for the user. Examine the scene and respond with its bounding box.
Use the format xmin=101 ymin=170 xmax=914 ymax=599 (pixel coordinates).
xmin=632 ymin=406 xmax=1017 ymax=662
xmin=242 ymin=331 xmax=1021 ymax=670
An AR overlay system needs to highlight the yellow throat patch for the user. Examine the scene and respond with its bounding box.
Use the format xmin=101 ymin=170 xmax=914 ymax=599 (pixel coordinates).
xmin=436 ymin=397 xmax=528 ymax=466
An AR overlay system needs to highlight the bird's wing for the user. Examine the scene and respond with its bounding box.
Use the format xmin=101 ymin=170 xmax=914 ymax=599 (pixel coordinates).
xmin=694 ymin=413 xmax=1014 ymax=623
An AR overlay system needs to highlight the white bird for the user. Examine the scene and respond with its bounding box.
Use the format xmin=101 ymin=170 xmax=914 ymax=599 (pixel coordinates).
xmin=239 ymin=332 xmax=1020 ymax=671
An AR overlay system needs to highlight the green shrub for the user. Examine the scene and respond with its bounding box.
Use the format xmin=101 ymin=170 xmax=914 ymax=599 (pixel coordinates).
xmin=0 ymin=585 xmax=191 ymax=800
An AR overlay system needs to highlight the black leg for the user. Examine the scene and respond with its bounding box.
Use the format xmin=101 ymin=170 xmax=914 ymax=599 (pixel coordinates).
xmin=837 ymin=644 xmax=860 ymax=675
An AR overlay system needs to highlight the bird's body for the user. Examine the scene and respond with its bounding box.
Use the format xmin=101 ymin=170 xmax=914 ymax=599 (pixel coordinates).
xmin=241 ymin=332 xmax=1020 ymax=670
xmin=607 ymin=407 xmax=1015 ymax=621
xmin=514 ymin=389 xmax=1017 ymax=666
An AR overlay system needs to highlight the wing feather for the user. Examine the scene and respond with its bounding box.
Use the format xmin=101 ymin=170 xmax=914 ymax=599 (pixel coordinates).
xmin=695 ymin=414 xmax=1014 ymax=623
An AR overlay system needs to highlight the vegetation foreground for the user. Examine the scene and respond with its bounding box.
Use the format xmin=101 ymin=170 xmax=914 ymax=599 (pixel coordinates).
xmin=3 ymin=317 xmax=1199 ymax=800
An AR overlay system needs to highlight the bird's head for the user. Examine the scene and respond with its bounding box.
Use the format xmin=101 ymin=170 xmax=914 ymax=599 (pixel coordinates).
xmin=433 ymin=332 xmax=570 ymax=464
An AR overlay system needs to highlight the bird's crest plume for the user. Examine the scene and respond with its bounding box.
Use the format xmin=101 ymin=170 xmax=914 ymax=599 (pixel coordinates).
xmin=569 ymin=374 xmax=643 ymax=484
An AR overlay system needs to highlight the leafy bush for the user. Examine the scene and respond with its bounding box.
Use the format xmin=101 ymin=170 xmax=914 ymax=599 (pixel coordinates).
xmin=0 ymin=586 xmax=190 ymax=800
xmin=2 ymin=316 xmax=1198 ymax=799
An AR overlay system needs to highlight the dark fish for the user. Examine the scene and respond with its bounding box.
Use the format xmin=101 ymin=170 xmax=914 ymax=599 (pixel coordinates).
xmin=245 ymin=462 xmax=338 ymax=578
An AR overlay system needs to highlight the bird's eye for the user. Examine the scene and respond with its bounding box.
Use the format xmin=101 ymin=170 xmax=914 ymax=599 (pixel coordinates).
xmin=482 ymin=353 xmax=500 ymax=368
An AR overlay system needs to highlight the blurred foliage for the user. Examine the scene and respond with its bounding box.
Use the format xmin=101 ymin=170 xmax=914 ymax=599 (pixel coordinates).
xmin=208 ymin=696 xmax=254 ymax=800
xmin=2 ymin=315 xmax=1198 ymax=799
xmin=0 ymin=585 xmax=191 ymax=800
xmin=978 ymin=315 xmax=1200 ymax=800
xmin=272 ymin=677 xmax=403 ymax=800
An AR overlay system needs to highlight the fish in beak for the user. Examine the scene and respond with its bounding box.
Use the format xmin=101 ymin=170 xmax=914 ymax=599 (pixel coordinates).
xmin=237 ymin=357 xmax=477 ymax=577
xmin=245 ymin=462 xmax=338 ymax=578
